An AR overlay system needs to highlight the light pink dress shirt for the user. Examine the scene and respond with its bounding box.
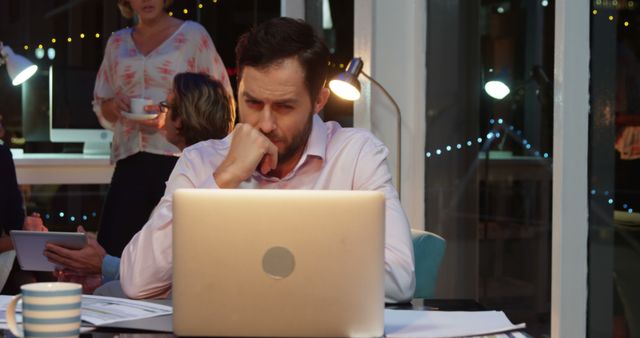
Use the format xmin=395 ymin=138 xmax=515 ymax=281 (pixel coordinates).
xmin=120 ymin=115 xmax=416 ymax=302
xmin=93 ymin=20 xmax=232 ymax=163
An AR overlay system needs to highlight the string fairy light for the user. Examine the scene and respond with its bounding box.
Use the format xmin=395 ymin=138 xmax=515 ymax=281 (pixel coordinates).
xmin=15 ymin=0 xmax=225 ymax=50
xmin=424 ymin=119 xmax=637 ymax=214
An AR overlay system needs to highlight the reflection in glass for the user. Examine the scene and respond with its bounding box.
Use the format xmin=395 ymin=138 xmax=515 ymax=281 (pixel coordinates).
xmin=589 ymin=1 xmax=640 ymax=337
xmin=426 ymin=1 xmax=554 ymax=336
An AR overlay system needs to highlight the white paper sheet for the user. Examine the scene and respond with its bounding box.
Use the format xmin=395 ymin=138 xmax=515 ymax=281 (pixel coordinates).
xmin=384 ymin=309 xmax=526 ymax=338
xmin=81 ymin=295 xmax=172 ymax=325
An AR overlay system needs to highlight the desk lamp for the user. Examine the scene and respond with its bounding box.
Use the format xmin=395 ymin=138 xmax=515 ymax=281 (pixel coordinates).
xmin=329 ymin=57 xmax=402 ymax=195
xmin=0 ymin=41 xmax=38 ymax=86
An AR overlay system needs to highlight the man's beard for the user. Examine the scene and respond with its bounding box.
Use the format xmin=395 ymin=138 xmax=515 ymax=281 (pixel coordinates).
xmin=268 ymin=113 xmax=313 ymax=167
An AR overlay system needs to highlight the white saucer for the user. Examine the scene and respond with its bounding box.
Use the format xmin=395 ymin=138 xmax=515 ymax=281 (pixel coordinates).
xmin=122 ymin=112 xmax=158 ymax=121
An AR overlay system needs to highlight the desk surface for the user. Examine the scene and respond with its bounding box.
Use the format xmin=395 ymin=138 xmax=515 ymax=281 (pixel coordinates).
xmin=2 ymin=300 xmax=529 ymax=338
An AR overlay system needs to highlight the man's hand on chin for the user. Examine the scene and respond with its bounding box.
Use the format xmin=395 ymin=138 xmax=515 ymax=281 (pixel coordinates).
xmin=214 ymin=123 xmax=278 ymax=188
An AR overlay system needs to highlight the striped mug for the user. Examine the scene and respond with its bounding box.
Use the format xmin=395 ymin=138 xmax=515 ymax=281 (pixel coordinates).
xmin=5 ymin=282 xmax=82 ymax=338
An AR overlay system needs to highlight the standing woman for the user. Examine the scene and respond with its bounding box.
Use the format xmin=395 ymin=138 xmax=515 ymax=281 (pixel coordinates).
xmin=93 ymin=0 xmax=231 ymax=256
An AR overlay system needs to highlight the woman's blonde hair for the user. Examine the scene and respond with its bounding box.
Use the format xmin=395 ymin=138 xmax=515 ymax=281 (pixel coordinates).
xmin=117 ymin=0 xmax=174 ymax=19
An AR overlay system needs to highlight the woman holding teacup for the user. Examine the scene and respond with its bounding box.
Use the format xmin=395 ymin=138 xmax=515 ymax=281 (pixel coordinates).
xmin=92 ymin=0 xmax=232 ymax=257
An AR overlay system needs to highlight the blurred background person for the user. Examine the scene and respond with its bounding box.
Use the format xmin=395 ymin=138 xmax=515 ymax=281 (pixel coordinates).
xmin=93 ymin=0 xmax=232 ymax=257
xmin=46 ymin=73 xmax=235 ymax=294
xmin=0 ymin=143 xmax=49 ymax=294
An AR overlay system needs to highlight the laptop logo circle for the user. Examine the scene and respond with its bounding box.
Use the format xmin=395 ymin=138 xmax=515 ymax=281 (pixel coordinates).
xmin=262 ymin=246 xmax=295 ymax=279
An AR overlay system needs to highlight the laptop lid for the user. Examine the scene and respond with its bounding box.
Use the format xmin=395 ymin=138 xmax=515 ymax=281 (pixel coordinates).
xmin=172 ymin=189 xmax=385 ymax=337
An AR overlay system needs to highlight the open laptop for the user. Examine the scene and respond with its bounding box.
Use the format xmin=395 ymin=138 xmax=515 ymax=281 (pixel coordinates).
xmin=172 ymin=189 xmax=385 ymax=337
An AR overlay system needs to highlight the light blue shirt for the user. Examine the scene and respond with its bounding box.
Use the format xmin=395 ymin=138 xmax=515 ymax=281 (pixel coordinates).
xmin=102 ymin=255 xmax=121 ymax=283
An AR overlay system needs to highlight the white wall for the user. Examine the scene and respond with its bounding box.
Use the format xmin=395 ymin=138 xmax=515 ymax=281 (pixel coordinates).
xmin=552 ymin=1 xmax=589 ymax=337
xmin=280 ymin=0 xmax=305 ymax=19
xmin=354 ymin=0 xmax=427 ymax=230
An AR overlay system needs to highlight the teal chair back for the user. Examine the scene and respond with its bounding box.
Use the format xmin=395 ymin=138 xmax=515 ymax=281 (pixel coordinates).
xmin=411 ymin=229 xmax=446 ymax=299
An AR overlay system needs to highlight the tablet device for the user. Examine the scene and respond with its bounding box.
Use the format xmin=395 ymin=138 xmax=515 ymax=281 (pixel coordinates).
xmin=10 ymin=230 xmax=87 ymax=272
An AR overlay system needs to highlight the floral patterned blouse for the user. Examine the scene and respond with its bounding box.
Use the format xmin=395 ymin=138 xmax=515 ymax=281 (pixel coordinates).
xmin=92 ymin=20 xmax=232 ymax=163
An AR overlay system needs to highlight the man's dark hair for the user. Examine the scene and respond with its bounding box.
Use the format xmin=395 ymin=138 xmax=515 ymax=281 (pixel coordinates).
xmin=171 ymin=72 xmax=236 ymax=146
xmin=235 ymin=17 xmax=330 ymax=100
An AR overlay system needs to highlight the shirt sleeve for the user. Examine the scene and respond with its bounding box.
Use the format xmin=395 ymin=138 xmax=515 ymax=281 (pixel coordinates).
xmin=0 ymin=145 xmax=25 ymax=233
xmin=353 ymin=136 xmax=416 ymax=303
xmin=101 ymin=255 xmax=121 ymax=283
xmin=192 ymin=24 xmax=233 ymax=96
xmin=119 ymin=153 xmax=199 ymax=299
xmin=92 ymin=36 xmax=117 ymax=130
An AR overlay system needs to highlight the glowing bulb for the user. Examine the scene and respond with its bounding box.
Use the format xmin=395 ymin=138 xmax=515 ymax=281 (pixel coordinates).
xmin=625 ymin=21 xmax=630 ymax=27
xmin=609 ymin=15 xmax=614 ymax=21
xmin=23 ymin=45 xmax=29 ymax=50
xmin=47 ymin=47 xmax=56 ymax=60
xmin=592 ymin=9 xmax=598 ymax=15
xmin=51 ymin=38 xmax=57 ymax=43
xmin=329 ymin=79 xmax=360 ymax=101
xmin=35 ymin=47 xmax=45 ymax=59
xmin=198 ymin=3 xmax=203 ymax=8
xmin=37 ymin=44 xmax=43 ymax=49
xmin=12 ymin=65 xmax=37 ymax=86
xmin=67 ymin=37 xmax=72 ymax=42
xmin=80 ymin=33 xmax=85 ymax=38
xmin=183 ymin=8 xmax=188 ymax=14
xmin=169 ymin=11 xmax=174 ymax=16
xmin=484 ymin=80 xmax=510 ymax=99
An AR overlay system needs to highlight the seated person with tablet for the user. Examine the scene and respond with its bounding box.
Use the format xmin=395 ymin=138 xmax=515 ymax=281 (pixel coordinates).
xmin=119 ymin=18 xmax=415 ymax=303
xmin=43 ymin=73 xmax=236 ymax=292
xmin=0 ymin=142 xmax=49 ymax=294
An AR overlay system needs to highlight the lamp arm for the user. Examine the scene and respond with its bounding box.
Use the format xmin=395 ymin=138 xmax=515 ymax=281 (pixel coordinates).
xmin=360 ymin=71 xmax=402 ymax=197
xmin=360 ymin=71 xmax=402 ymax=116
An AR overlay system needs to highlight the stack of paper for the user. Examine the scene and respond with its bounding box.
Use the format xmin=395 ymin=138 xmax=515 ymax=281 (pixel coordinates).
xmin=80 ymin=295 xmax=172 ymax=325
xmin=384 ymin=309 xmax=526 ymax=338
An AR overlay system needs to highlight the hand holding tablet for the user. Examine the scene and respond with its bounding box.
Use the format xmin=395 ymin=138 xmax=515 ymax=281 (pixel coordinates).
xmin=10 ymin=230 xmax=87 ymax=272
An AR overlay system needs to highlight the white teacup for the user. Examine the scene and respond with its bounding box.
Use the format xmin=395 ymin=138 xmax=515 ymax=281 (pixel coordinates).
xmin=130 ymin=98 xmax=154 ymax=115
xmin=6 ymin=282 xmax=82 ymax=338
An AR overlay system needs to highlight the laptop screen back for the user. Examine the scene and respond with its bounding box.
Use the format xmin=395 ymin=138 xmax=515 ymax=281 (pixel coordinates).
xmin=172 ymin=189 xmax=385 ymax=337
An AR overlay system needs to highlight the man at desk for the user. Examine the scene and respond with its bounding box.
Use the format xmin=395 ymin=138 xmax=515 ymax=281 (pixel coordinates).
xmin=119 ymin=17 xmax=415 ymax=303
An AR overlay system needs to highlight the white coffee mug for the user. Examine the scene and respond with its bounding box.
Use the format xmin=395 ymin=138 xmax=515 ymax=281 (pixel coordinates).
xmin=5 ymin=282 xmax=82 ymax=338
xmin=130 ymin=98 xmax=153 ymax=115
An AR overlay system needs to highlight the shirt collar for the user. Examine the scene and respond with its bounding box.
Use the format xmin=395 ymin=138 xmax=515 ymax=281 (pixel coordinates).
xmin=304 ymin=114 xmax=327 ymax=161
